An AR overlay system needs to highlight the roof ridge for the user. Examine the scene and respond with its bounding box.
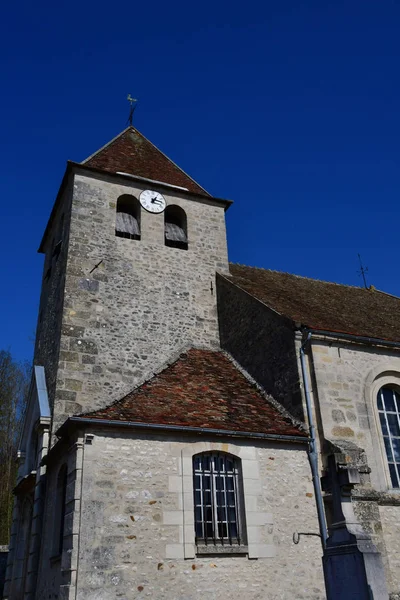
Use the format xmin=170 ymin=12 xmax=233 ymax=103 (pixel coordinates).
xmin=229 ymin=262 xmax=371 ymax=292
xmin=78 ymin=345 xmax=218 ymax=417
xmin=221 ymin=351 xmax=307 ymax=433
xmin=374 ymin=287 xmax=400 ymax=300
xmin=81 ymin=126 xmax=210 ymax=197
xmin=132 ymin=128 xmax=211 ymax=197
xmin=77 ymin=347 xmax=306 ymax=438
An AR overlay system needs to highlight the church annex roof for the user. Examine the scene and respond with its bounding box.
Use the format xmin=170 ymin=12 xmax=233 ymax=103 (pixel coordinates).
xmin=227 ymin=263 xmax=400 ymax=343
xmin=78 ymin=349 xmax=305 ymax=438
xmin=82 ymin=126 xmax=209 ymax=196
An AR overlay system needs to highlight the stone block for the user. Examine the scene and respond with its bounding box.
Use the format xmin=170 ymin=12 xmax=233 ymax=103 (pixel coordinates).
xmin=78 ymin=279 xmax=99 ymax=292
xmin=59 ymin=351 xmax=79 ymax=363
xmin=163 ymin=511 xmax=183 ymax=526
xmin=56 ymin=390 xmax=77 ymax=403
xmin=64 ymin=379 xmax=83 ymax=392
xmin=62 ymin=325 xmax=85 ymax=338
xmin=242 ymin=459 xmax=260 ymax=480
xmin=165 ymin=544 xmax=185 ymax=559
xmin=69 ymin=339 xmax=98 ymax=354
xmin=248 ymin=543 xmax=276 ymax=559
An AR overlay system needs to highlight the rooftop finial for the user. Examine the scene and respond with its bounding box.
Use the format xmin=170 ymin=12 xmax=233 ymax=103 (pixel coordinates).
xmin=127 ymin=95 xmax=138 ymax=126
xmin=357 ymin=253 xmax=369 ymax=289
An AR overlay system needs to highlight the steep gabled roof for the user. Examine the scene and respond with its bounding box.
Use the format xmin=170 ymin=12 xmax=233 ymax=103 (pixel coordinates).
xmin=82 ymin=126 xmax=209 ymax=196
xmin=228 ymin=264 xmax=400 ymax=343
xmin=79 ymin=349 xmax=305 ymax=437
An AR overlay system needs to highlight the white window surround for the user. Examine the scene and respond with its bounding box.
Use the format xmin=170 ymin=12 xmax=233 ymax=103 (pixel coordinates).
xmin=164 ymin=441 xmax=275 ymax=560
xmin=365 ymin=365 xmax=400 ymax=492
xmin=377 ymin=388 xmax=400 ymax=488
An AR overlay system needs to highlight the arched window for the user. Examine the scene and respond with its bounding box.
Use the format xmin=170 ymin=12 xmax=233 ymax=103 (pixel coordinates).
xmin=377 ymin=387 xmax=400 ymax=488
xmin=115 ymin=195 xmax=140 ymax=240
xmin=193 ymin=452 xmax=245 ymax=547
xmin=53 ymin=465 xmax=68 ymax=556
xmin=164 ymin=205 xmax=188 ymax=250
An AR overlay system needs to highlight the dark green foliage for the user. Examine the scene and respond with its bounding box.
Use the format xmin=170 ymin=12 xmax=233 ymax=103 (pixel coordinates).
xmin=0 ymin=351 xmax=30 ymax=545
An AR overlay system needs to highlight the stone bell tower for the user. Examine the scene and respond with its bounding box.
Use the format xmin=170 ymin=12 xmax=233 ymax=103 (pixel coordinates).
xmin=34 ymin=126 xmax=231 ymax=434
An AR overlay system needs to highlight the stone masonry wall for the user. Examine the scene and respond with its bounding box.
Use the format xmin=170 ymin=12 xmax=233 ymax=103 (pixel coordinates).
xmin=310 ymin=339 xmax=400 ymax=596
xmin=34 ymin=181 xmax=73 ymax=410
xmin=310 ymin=340 xmax=400 ymax=491
xmin=35 ymin=433 xmax=83 ymax=600
xmin=51 ymin=170 xmax=229 ymax=433
xmin=379 ymin=505 xmax=400 ymax=596
xmin=217 ymin=275 xmax=303 ymax=420
xmin=76 ymin=430 xmax=325 ymax=600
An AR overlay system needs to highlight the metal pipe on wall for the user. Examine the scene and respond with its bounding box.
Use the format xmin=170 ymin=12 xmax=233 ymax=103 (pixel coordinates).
xmin=299 ymin=332 xmax=328 ymax=548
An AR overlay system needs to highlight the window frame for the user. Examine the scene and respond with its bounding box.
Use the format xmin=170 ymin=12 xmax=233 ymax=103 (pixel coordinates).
xmin=365 ymin=366 xmax=400 ymax=492
xmin=377 ymin=386 xmax=400 ymax=489
xmin=193 ymin=452 xmax=247 ymax=552
xmin=164 ymin=441 xmax=274 ymax=560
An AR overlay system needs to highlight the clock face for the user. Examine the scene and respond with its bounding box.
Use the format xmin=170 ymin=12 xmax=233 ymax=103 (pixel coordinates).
xmin=139 ymin=190 xmax=166 ymax=214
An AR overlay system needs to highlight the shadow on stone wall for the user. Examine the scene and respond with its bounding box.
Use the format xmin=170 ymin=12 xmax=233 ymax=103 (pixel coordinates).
xmin=0 ymin=546 xmax=9 ymax=598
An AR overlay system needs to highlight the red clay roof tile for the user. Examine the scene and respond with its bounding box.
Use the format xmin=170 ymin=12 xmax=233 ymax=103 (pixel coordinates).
xmin=80 ymin=349 xmax=305 ymax=437
xmin=228 ymin=264 xmax=400 ymax=342
xmin=83 ymin=127 xmax=208 ymax=196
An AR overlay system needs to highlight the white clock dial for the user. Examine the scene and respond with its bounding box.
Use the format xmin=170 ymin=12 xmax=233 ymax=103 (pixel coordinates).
xmin=139 ymin=190 xmax=166 ymax=214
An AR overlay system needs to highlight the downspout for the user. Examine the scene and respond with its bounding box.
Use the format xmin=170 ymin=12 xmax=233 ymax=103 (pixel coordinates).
xmin=299 ymin=331 xmax=327 ymax=548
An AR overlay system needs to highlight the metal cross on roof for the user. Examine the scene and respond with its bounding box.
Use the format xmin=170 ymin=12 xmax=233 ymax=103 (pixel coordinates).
xmin=127 ymin=94 xmax=138 ymax=126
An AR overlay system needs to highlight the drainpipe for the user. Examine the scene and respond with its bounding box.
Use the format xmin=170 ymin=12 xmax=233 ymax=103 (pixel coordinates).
xmin=299 ymin=331 xmax=327 ymax=548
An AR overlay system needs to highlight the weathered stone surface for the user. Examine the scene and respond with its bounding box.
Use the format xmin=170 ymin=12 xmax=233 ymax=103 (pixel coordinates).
xmin=74 ymin=431 xmax=325 ymax=600
xmin=39 ymin=172 xmax=229 ymax=435
xmin=21 ymin=145 xmax=400 ymax=600
xmin=311 ymin=339 xmax=400 ymax=596
xmin=217 ymin=275 xmax=303 ymax=420
xmin=332 ymin=409 xmax=345 ymax=423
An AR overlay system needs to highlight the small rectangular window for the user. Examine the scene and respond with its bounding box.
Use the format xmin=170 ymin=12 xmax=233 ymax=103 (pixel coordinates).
xmin=193 ymin=452 xmax=246 ymax=550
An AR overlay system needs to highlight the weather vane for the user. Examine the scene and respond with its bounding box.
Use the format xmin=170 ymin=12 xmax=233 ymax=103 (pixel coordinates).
xmin=357 ymin=253 xmax=369 ymax=289
xmin=127 ymin=94 xmax=138 ymax=126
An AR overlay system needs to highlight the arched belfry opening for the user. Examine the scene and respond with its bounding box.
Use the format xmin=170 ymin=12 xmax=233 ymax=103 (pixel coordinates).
xmin=115 ymin=195 xmax=140 ymax=240
xmin=164 ymin=205 xmax=188 ymax=250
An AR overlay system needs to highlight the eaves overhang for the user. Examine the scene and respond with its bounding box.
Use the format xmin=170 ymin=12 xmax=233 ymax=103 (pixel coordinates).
xmin=219 ymin=273 xmax=400 ymax=349
xmin=52 ymin=415 xmax=309 ymax=447
xmin=69 ymin=161 xmax=233 ymax=209
xmin=301 ymin=328 xmax=400 ymax=350
xmin=38 ymin=161 xmax=233 ymax=253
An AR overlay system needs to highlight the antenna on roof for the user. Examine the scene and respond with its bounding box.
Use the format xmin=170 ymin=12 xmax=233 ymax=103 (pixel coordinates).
xmin=127 ymin=95 xmax=138 ymax=126
xmin=357 ymin=253 xmax=369 ymax=289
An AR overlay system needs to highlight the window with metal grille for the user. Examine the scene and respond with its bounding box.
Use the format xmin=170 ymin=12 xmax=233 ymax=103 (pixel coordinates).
xmin=193 ymin=452 xmax=245 ymax=548
xmin=378 ymin=387 xmax=400 ymax=488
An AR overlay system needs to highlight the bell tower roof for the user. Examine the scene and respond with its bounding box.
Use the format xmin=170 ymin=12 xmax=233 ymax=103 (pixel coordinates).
xmin=82 ymin=126 xmax=209 ymax=196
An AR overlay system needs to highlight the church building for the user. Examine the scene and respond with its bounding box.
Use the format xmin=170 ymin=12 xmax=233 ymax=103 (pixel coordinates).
xmin=3 ymin=126 xmax=400 ymax=599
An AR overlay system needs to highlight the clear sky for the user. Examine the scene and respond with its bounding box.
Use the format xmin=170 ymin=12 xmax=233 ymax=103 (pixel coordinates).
xmin=1 ymin=0 xmax=399 ymax=362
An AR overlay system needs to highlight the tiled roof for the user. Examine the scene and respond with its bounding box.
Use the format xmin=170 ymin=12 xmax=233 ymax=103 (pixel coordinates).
xmin=228 ymin=264 xmax=400 ymax=343
xmin=82 ymin=127 xmax=208 ymax=196
xmin=80 ymin=349 xmax=305 ymax=437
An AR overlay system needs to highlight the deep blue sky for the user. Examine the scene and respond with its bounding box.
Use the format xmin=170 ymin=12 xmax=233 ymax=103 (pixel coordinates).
xmin=1 ymin=0 xmax=399 ymax=362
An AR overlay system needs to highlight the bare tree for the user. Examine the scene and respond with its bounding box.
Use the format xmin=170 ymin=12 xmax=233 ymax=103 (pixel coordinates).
xmin=0 ymin=351 xmax=30 ymax=545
